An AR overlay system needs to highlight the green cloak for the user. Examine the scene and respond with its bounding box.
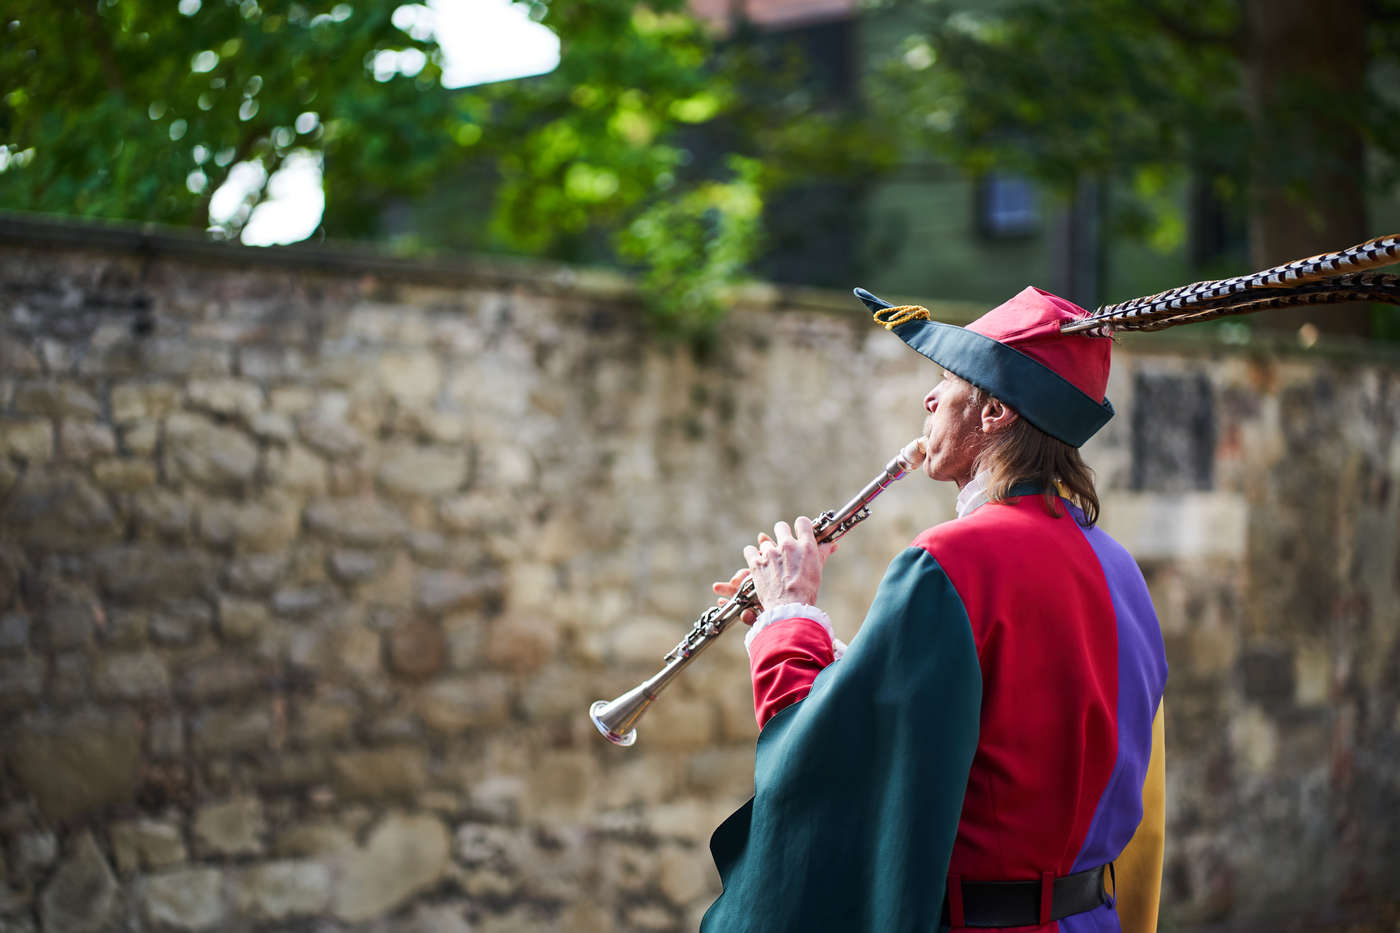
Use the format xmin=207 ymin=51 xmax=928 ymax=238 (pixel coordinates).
xmin=702 ymin=548 xmax=983 ymax=932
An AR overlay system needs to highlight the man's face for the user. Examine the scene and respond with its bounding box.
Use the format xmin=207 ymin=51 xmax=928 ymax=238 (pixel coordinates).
xmin=921 ymin=370 xmax=989 ymax=486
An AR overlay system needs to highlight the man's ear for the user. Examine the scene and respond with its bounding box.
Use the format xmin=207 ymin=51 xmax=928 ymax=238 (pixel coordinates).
xmin=981 ymin=397 xmax=1019 ymax=434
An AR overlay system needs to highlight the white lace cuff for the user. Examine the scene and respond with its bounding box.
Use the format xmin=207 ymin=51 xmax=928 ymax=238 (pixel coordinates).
xmin=744 ymin=602 xmax=843 ymax=660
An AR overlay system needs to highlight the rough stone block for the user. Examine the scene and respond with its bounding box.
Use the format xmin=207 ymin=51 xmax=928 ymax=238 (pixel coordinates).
xmin=293 ymin=694 xmax=356 ymax=744
xmin=120 ymin=419 xmax=160 ymax=455
xmin=305 ymin=498 xmax=407 ymax=547
xmin=5 ymin=830 xmax=56 ymax=878
xmin=518 ymin=665 xmax=595 ymax=722
xmin=217 ymin=597 xmax=269 ymax=641
xmin=232 ymin=860 xmax=331 ymax=920
xmin=1241 ymin=646 xmax=1296 ymax=704
xmin=194 ymin=796 xmax=265 ymax=856
xmin=248 ymin=410 xmax=294 ymax=442
xmin=1294 ymin=644 xmax=1331 ymax=707
xmin=50 ymin=652 xmax=90 ymax=703
xmin=110 ymin=818 xmax=187 ymax=873
xmin=407 ymin=529 xmax=449 ymax=566
xmin=93 ymin=457 xmax=158 ymax=491
xmin=296 ymin=413 xmax=366 ymax=459
xmin=387 ymin=619 xmax=446 ymax=680
xmin=187 ymin=378 xmax=263 ymax=420
xmin=7 ymin=710 xmax=143 ymax=820
xmin=38 ymin=590 xmax=98 ymax=650
xmin=12 ymin=382 xmax=101 ymax=419
xmin=128 ymin=488 xmax=194 ymax=537
xmin=327 ymin=549 xmax=388 ymax=583
xmin=416 ymin=675 xmax=511 ymax=734
xmin=112 ymin=382 xmax=182 ymax=423
xmin=246 ymin=750 xmax=330 ymax=790
xmin=193 ymin=705 xmax=273 ymax=754
xmin=176 ymin=657 xmax=264 ymax=702
xmin=163 ymin=412 xmax=259 ymax=489
xmin=268 ymin=385 xmax=315 ymax=414
xmin=409 ymin=903 xmax=474 ymax=933
xmin=271 ymin=585 xmax=336 ymax=618
xmin=376 ymin=444 xmax=467 ymax=497
xmin=94 ymin=650 xmax=171 ymax=700
xmin=454 ymin=822 xmax=530 ymax=869
xmin=6 ymin=469 xmax=120 ymax=549
xmin=226 ymin=552 xmax=289 ymax=595
xmin=377 ymin=352 xmax=443 ymax=405
xmin=1098 ymin=492 xmax=1248 ymax=561
xmin=147 ymin=713 xmax=185 ymax=760
xmin=485 ymin=614 xmax=559 ymax=673
xmin=1229 ymin=704 xmax=1279 ymax=775
xmin=657 ymin=845 xmax=711 ymax=906
xmin=331 ymin=813 xmax=449 ymax=922
xmin=141 ymin=867 xmax=225 ymax=931
xmin=0 ymin=419 xmax=53 ymax=461
xmin=38 ymin=832 xmax=118 ymax=933
xmin=352 ymin=552 xmax=416 ymax=609
xmin=99 ymin=608 xmax=149 ymax=647
xmin=275 ymin=822 xmax=355 ymax=858
xmin=0 ymin=612 xmax=29 ymax=652
xmin=240 ymin=345 xmax=307 ymax=382
xmin=442 ymin=612 xmax=484 ymax=670
xmin=196 ymin=496 xmax=301 ymax=552
xmin=140 ymin=339 xmax=234 ymax=379
xmin=332 ymin=746 xmax=428 ymax=798
xmin=395 ymin=407 xmax=468 ymax=444
xmin=58 ymin=421 xmax=117 ymax=461
xmin=264 ymin=443 xmax=328 ymax=493
xmin=475 ymin=442 xmax=536 ymax=488
xmin=149 ymin=599 xmax=213 ymax=646
xmin=526 ymin=750 xmax=599 ymax=825
xmin=0 ymin=335 xmax=41 ymax=373
xmin=0 ymin=658 xmax=44 ymax=710
xmin=416 ymin=569 xmax=502 ymax=614
xmin=95 ymin=545 xmax=214 ymax=599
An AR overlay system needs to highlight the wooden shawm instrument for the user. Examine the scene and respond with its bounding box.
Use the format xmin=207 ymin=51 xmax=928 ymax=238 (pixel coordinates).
xmin=1061 ymin=235 xmax=1400 ymax=336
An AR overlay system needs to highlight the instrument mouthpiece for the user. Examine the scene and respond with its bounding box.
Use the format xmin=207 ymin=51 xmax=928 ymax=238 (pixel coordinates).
xmin=899 ymin=437 xmax=927 ymax=470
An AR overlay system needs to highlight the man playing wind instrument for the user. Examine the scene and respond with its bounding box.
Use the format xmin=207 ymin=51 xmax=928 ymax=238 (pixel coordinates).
xmin=704 ymin=286 xmax=1168 ymax=933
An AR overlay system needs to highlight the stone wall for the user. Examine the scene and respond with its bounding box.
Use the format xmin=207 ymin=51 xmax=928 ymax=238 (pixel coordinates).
xmin=0 ymin=215 xmax=1397 ymax=932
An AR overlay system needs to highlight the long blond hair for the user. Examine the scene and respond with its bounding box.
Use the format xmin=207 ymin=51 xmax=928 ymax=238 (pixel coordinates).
xmin=967 ymin=386 xmax=1101 ymax=526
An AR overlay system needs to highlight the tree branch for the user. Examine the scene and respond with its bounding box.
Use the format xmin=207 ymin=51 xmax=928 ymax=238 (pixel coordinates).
xmin=73 ymin=4 xmax=128 ymax=96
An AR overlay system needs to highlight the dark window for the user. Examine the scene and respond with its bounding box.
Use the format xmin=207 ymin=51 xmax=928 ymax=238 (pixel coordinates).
xmin=975 ymin=173 xmax=1039 ymax=239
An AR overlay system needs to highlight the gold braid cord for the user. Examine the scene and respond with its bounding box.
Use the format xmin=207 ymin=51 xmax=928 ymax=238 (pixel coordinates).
xmin=1062 ymin=235 xmax=1400 ymax=336
xmin=873 ymin=305 xmax=933 ymax=330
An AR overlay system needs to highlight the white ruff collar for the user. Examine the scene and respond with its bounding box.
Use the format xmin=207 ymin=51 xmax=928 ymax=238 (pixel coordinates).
xmin=955 ymin=469 xmax=993 ymax=518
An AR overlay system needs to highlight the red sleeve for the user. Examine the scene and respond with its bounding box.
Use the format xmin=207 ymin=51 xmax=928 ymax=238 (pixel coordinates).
xmin=747 ymin=618 xmax=835 ymax=728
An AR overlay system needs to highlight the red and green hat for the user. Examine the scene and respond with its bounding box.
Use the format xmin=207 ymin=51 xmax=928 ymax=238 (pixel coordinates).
xmin=856 ymin=286 xmax=1114 ymax=448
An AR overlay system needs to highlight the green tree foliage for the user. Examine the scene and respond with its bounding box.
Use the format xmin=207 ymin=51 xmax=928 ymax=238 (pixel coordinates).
xmin=0 ymin=0 xmax=875 ymax=340
xmin=874 ymin=0 xmax=1400 ymax=332
xmin=0 ymin=0 xmax=457 ymax=232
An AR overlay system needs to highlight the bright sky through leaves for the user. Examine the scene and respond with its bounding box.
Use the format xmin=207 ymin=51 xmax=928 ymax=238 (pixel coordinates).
xmin=221 ymin=0 xmax=560 ymax=245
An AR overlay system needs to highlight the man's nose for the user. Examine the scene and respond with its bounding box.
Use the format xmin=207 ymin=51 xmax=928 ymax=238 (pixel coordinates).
xmin=924 ymin=387 xmax=938 ymax=412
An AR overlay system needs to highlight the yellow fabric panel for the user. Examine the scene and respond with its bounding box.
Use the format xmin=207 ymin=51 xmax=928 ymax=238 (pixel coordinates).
xmin=1110 ymin=701 xmax=1166 ymax=933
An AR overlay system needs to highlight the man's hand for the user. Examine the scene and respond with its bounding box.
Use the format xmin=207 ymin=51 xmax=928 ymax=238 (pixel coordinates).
xmin=712 ymin=518 xmax=837 ymax=625
xmin=711 ymin=568 xmax=758 ymax=624
xmin=744 ymin=516 xmax=831 ymax=611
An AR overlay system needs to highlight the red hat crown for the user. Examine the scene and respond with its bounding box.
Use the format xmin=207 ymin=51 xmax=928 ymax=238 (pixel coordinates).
xmin=966 ymin=287 xmax=1110 ymax=403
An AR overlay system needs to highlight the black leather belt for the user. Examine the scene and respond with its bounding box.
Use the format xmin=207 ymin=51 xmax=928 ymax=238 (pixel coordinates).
xmin=940 ymin=865 xmax=1112 ymax=928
